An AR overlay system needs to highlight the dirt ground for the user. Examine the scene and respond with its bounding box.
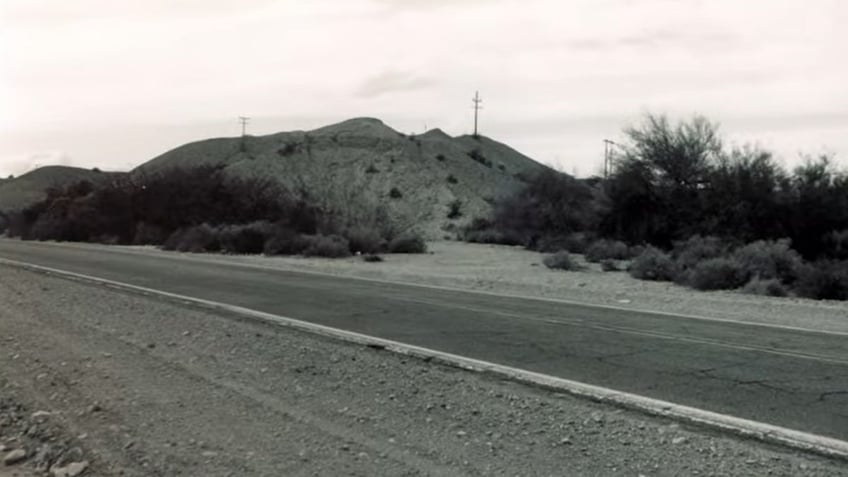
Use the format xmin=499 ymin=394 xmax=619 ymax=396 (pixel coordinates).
xmin=2 ymin=256 xmax=848 ymax=475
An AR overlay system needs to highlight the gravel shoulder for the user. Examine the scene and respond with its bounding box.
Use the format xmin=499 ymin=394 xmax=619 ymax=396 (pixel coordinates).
xmin=1 ymin=264 xmax=847 ymax=475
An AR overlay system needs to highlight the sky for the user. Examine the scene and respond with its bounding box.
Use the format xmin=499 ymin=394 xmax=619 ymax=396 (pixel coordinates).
xmin=1 ymin=0 xmax=846 ymax=178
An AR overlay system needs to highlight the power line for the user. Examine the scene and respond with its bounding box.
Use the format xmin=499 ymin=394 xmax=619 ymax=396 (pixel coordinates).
xmin=472 ymin=91 xmax=483 ymax=137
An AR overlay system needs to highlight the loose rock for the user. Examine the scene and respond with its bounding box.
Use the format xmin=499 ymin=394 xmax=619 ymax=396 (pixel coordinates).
xmin=51 ymin=460 xmax=89 ymax=477
xmin=4 ymin=448 xmax=28 ymax=465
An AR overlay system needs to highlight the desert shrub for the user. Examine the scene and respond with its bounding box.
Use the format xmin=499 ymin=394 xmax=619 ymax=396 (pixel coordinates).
xmin=628 ymin=246 xmax=677 ymax=281
xmin=164 ymin=224 xmax=220 ymax=253
xmin=731 ymin=239 xmax=802 ymax=284
xmin=467 ymin=148 xmax=492 ymax=167
xmin=389 ymin=187 xmax=403 ymax=199
xmin=365 ymin=164 xmax=380 ymax=174
xmin=688 ymin=257 xmax=747 ymax=290
xmin=263 ymin=229 xmax=311 ymax=256
xmin=387 ymin=233 xmax=427 ymax=253
xmin=303 ymin=234 xmax=351 ymax=258
xmin=464 ymin=229 xmax=523 ymax=246
xmin=362 ymin=254 xmax=383 ymax=262
xmin=132 ymin=222 xmax=168 ymax=245
xmin=823 ymin=229 xmax=848 ymax=260
xmin=600 ymin=258 xmax=620 ymax=272
xmin=584 ymin=239 xmax=630 ymax=262
xmin=742 ymin=277 xmax=788 ymax=297
xmin=436 ymin=154 xmax=447 ymax=162
xmin=277 ymin=143 xmax=298 ymax=156
xmin=446 ymin=174 xmax=458 ymax=184
xmin=537 ymin=232 xmax=593 ymax=254
xmin=793 ymin=260 xmax=848 ymax=300
xmin=344 ymin=226 xmax=384 ymax=254
xmin=673 ymin=235 xmax=731 ymax=271
xmin=543 ymin=251 xmax=582 ymax=271
xmin=218 ymin=222 xmax=274 ymax=254
xmin=497 ymin=164 xmax=506 ymax=172
xmin=447 ymin=200 xmax=462 ymax=219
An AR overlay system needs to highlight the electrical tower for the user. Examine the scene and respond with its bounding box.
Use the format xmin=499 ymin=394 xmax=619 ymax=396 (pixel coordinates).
xmin=238 ymin=116 xmax=250 ymax=152
xmin=472 ymin=91 xmax=483 ymax=137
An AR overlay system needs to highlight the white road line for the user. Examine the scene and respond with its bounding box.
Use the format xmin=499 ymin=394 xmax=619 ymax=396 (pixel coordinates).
xmin=6 ymin=238 xmax=848 ymax=338
xmin=2 ymin=256 xmax=848 ymax=462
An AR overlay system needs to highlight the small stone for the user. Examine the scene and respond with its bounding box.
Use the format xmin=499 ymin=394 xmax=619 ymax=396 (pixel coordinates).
xmin=617 ymin=299 xmax=632 ymax=304
xmin=51 ymin=460 xmax=89 ymax=477
xmin=356 ymin=452 xmax=369 ymax=460
xmin=4 ymin=448 xmax=28 ymax=465
xmin=88 ymin=403 xmax=102 ymax=413
xmin=456 ymin=430 xmax=467 ymax=437
xmin=31 ymin=410 xmax=52 ymax=419
xmin=340 ymin=444 xmax=350 ymax=451
xmin=559 ymin=437 xmax=572 ymax=445
xmin=182 ymin=331 xmax=191 ymax=336
xmin=201 ymin=451 xmax=218 ymax=458
xmin=146 ymin=343 xmax=156 ymax=349
xmin=672 ymin=436 xmax=688 ymax=445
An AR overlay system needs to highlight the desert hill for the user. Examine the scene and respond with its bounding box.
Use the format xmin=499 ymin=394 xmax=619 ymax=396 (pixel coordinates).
xmin=136 ymin=118 xmax=550 ymax=237
xmin=0 ymin=166 xmax=118 ymax=213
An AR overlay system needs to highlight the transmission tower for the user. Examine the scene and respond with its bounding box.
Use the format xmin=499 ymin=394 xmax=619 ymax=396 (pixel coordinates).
xmin=238 ymin=116 xmax=250 ymax=152
xmin=472 ymin=91 xmax=483 ymax=137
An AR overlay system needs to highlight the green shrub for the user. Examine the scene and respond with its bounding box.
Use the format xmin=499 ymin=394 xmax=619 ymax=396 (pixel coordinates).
xmin=628 ymin=247 xmax=677 ymax=281
xmin=362 ymin=254 xmax=384 ymax=262
xmin=389 ymin=187 xmax=403 ymax=199
xmin=543 ymin=251 xmax=582 ymax=271
xmin=303 ymin=234 xmax=351 ymax=258
xmin=688 ymin=257 xmax=747 ymax=290
xmin=436 ymin=154 xmax=447 ymax=162
xmin=585 ymin=239 xmax=630 ymax=262
xmin=742 ymin=277 xmax=788 ymax=297
xmin=467 ymin=148 xmax=492 ymax=167
xmin=388 ymin=233 xmax=427 ymax=253
xmin=365 ymin=164 xmax=380 ymax=174
xmin=732 ymin=239 xmax=802 ymax=284
xmin=446 ymin=174 xmax=458 ymax=184
xmin=793 ymin=260 xmax=848 ymax=300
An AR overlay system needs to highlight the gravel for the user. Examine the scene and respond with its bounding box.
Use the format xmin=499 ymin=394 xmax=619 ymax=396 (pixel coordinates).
xmin=0 ymin=263 xmax=847 ymax=475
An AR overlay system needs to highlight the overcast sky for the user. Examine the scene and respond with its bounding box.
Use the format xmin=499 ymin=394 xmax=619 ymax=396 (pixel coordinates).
xmin=1 ymin=0 xmax=846 ymax=177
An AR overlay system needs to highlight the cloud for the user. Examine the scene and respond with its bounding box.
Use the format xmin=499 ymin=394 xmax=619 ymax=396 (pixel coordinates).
xmin=355 ymin=70 xmax=436 ymax=98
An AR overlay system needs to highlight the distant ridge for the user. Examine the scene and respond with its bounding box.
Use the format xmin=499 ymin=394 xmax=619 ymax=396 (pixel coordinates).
xmin=0 ymin=166 xmax=117 ymax=212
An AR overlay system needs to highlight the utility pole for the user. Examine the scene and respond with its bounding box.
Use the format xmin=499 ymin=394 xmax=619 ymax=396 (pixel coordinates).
xmin=603 ymin=139 xmax=618 ymax=179
xmin=472 ymin=91 xmax=483 ymax=137
xmin=238 ymin=116 xmax=250 ymax=152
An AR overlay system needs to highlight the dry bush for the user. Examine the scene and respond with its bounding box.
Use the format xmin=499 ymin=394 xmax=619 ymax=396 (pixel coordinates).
xmin=731 ymin=239 xmax=803 ymax=284
xmin=543 ymin=251 xmax=583 ymax=271
xmin=688 ymin=257 xmax=747 ymax=290
xmin=793 ymin=260 xmax=848 ymax=300
xmin=584 ymin=239 xmax=630 ymax=262
xmin=742 ymin=277 xmax=788 ymax=297
xmin=303 ymin=234 xmax=351 ymax=258
xmin=388 ymin=234 xmax=427 ymax=254
xmin=628 ymin=247 xmax=677 ymax=281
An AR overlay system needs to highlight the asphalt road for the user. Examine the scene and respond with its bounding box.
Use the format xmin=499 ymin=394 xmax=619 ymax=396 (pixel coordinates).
xmin=2 ymin=239 xmax=847 ymax=442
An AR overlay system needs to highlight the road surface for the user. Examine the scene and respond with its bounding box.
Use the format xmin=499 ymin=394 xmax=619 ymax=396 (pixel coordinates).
xmin=1 ymin=239 xmax=847 ymax=442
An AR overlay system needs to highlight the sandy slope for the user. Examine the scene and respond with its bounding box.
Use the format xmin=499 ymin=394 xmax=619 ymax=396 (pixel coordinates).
xmin=0 ymin=166 xmax=115 ymax=213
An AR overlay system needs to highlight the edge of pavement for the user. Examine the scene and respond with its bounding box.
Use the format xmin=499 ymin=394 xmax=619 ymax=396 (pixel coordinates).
xmin=2 ymin=257 xmax=847 ymax=463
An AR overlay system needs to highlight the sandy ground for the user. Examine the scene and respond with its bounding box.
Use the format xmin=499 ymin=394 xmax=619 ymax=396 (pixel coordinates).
xmin=128 ymin=240 xmax=848 ymax=335
xmin=1 ymin=264 xmax=847 ymax=476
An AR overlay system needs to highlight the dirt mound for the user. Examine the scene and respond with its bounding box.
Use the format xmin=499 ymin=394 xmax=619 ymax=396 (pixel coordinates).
xmin=0 ymin=166 xmax=117 ymax=213
xmin=136 ymin=118 xmax=550 ymax=237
